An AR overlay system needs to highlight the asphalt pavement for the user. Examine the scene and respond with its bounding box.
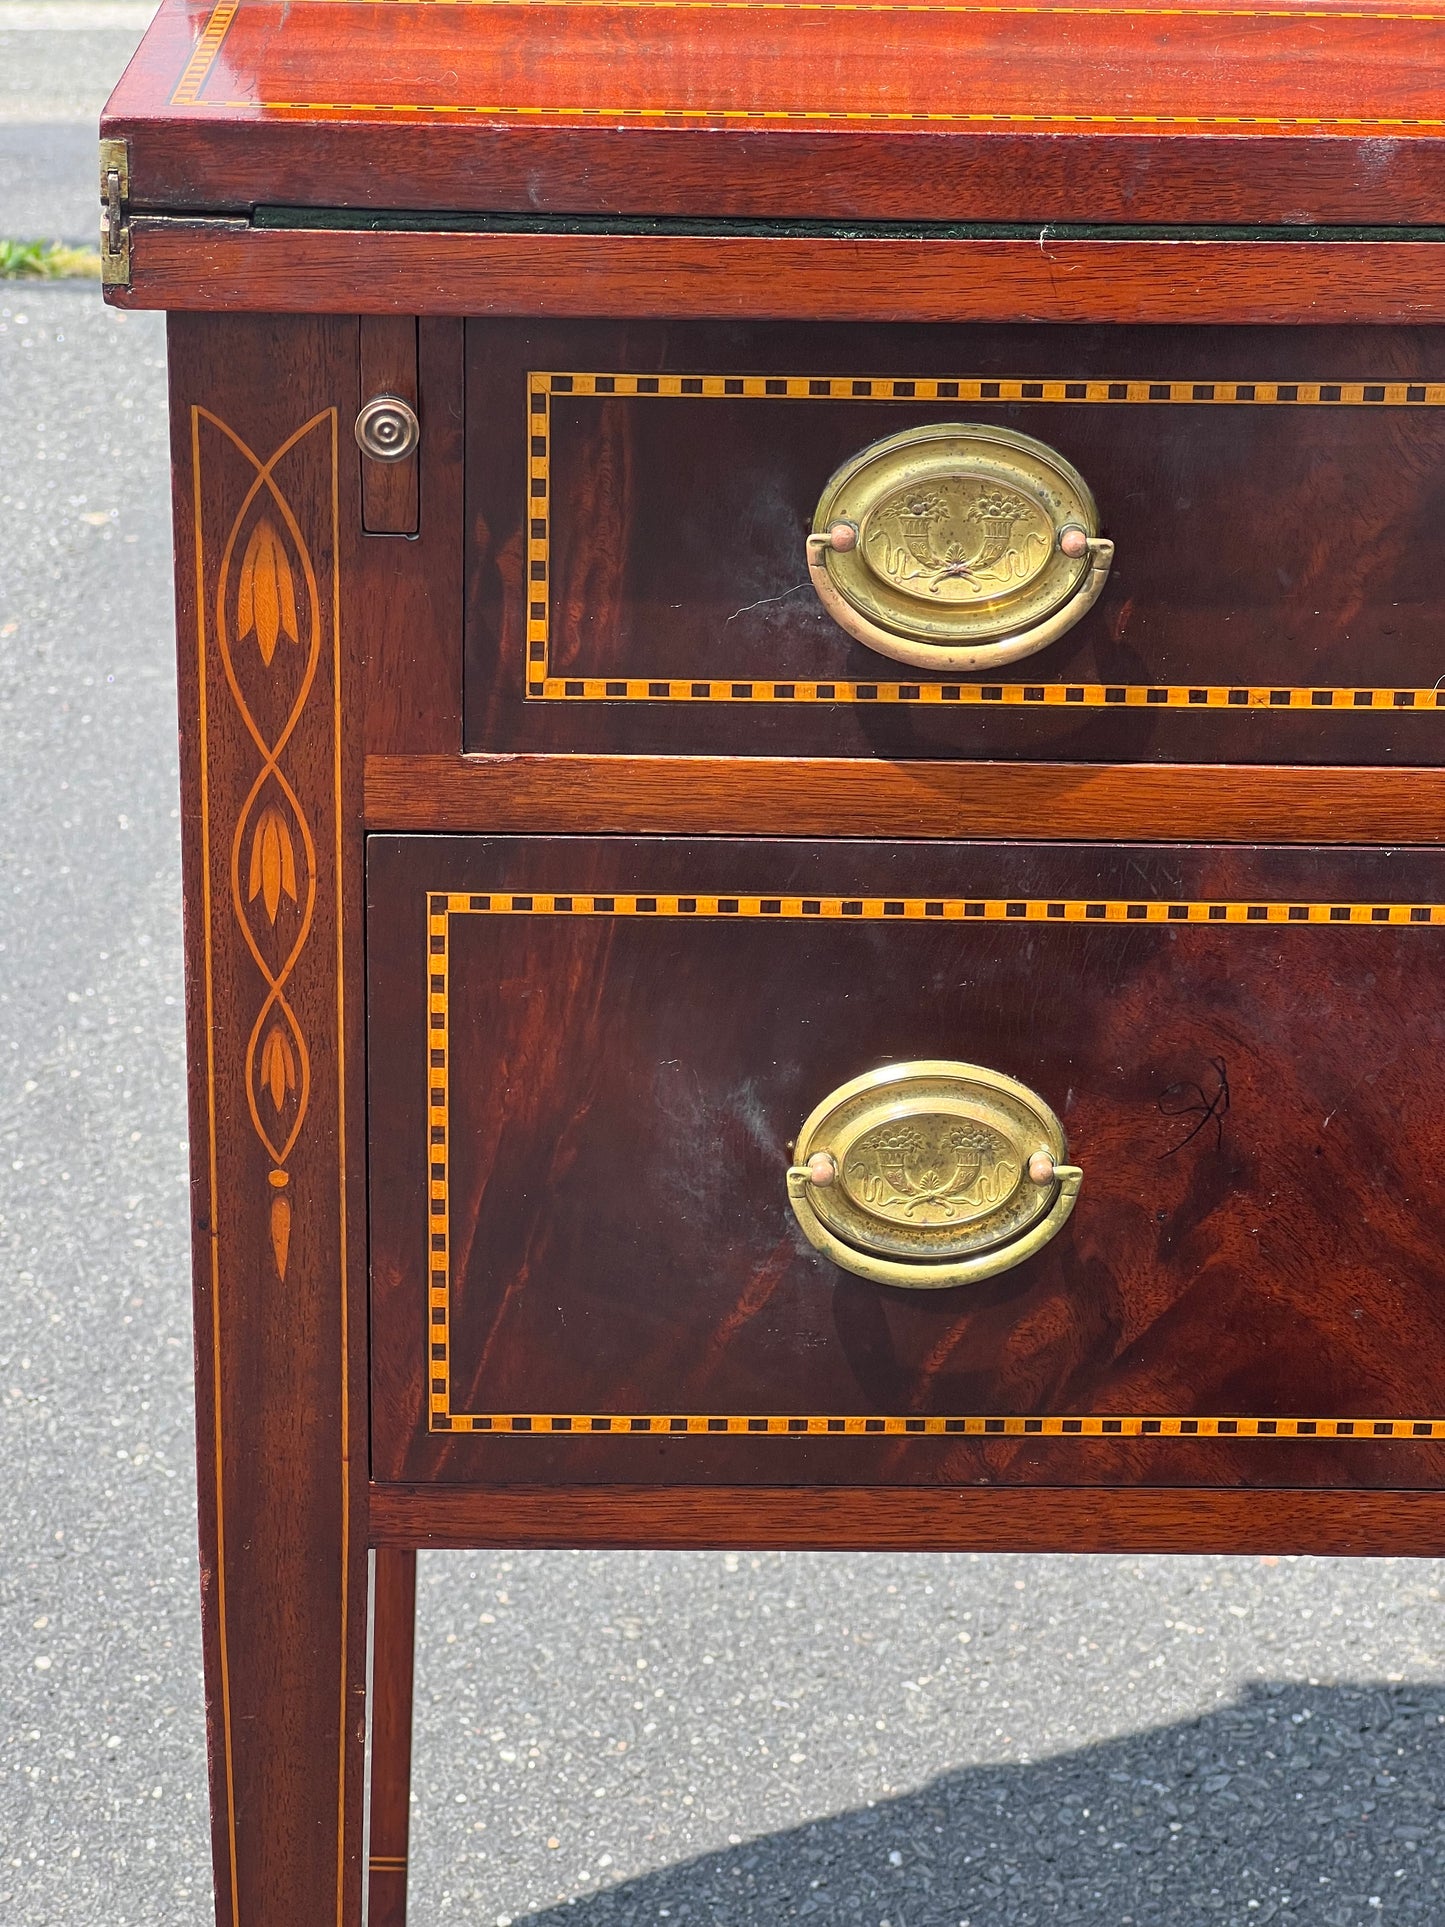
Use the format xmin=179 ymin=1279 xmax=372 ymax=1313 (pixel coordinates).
xmin=0 ymin=2 xmax=156 ymax=242
xmin=1 ymin=20 xmax=1444 ymax=1927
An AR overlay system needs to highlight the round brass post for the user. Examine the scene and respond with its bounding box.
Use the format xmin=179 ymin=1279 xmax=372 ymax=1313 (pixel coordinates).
xmin=355 ymin=394 xmax=421 ymax=463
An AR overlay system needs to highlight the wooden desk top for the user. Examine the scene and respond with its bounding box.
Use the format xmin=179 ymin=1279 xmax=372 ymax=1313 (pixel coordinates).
xmin=104 ymin=0 xmax=1445 ymax=224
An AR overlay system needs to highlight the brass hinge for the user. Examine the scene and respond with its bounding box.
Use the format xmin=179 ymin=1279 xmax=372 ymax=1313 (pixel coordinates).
xmin=99 ymin=137 xmax=131 ymax=288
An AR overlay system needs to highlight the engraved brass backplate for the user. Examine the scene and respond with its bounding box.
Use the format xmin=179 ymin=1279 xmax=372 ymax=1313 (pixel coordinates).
xmin=809 ymin=424 xmax=1110 ymax=670
xmin=787 ymin=1061 xmax=1081 ymax=1289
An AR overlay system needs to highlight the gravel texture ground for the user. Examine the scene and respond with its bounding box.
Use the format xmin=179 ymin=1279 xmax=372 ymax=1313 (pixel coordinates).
xmin=409 ymin=1548 xmax=1444 ymax=1927
xmin=1 ymin=272 xmax=1442 ymax=1927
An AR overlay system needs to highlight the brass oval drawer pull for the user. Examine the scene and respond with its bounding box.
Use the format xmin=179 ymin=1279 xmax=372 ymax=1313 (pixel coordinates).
xmin=786 ymin=1060 xmax=1081 ymax=1289
xmin=806 ymin=423 xmax=1113 ymax=672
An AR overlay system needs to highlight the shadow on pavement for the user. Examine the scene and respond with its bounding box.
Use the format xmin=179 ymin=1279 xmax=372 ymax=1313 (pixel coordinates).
xmin=517 ymin=1681 xmax=1443 ymax=1926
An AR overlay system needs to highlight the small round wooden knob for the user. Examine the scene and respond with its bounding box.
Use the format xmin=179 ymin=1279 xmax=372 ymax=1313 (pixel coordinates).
xmin=826 ymin=522 xmax=859 ymax=553
xmin=806 ymin=1152 xmax=838 ymax=1186
xmin=1028 ymin=1151 xmax=1056 ymax=1185
xmin=1058 ymin=524 xmax=1089 ymax=559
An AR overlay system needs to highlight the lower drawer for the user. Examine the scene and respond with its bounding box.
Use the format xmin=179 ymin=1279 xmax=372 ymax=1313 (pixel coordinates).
xmin=367 ymin=837 xmax=1445 ymax=1491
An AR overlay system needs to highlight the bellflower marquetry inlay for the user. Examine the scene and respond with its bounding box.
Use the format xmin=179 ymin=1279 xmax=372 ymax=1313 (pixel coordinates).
xmin=199 ymin=406 xmax=333 ymax=1280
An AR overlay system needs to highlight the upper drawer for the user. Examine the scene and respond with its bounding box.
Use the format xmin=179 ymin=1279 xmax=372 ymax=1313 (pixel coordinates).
xmin=465 ymin=319 xmax=1445 ymax=764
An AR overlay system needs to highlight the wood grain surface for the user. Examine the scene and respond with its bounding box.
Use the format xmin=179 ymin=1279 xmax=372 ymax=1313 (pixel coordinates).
xmin=367 ymin=835 xmax=1445 ymax=1492
xmin=358 ymin=317 xmax=419 ymax=536
xmin=365 ymin=1550 xmax=416 ymax=1927
xmin=358 ymin=320 xmax=464 ymax=759
xmin=363 ymin=756 xmax=1445 ymax=846
xmin=101 ymin=0 xmax=1445 ymax=227
xmin=112 ymin=229 xmax=1445 ymax=322
xmin=170 ymin=313 xmax=370 ymax=1927
xmin=368 ymin=1483 xmax=1445 ymax=1556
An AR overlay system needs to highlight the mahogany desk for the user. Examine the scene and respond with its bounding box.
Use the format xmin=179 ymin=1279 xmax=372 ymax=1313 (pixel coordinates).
xmin=102 ymin=3 xmax=1445 ymax=1921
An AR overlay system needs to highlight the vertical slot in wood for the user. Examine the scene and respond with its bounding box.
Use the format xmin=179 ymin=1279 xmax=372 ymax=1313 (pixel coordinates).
xmin=360 ymin=314 xmax=420 ymax=535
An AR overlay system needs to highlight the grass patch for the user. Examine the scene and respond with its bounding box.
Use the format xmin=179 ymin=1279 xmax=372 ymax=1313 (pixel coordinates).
xmin=0 ymin=239 xmax=103 ymax=280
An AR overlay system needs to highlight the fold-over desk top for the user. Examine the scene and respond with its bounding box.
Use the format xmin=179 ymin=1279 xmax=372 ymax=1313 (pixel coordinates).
xmin=104 ymin=0 xmax=1445 ymax=223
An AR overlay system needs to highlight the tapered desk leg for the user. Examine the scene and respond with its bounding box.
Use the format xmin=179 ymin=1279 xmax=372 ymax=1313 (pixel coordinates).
xmin=171 ymin=312 xmax=371 ymax=1927
xmin=368 ymin=1551 xmax=419 ymax=1926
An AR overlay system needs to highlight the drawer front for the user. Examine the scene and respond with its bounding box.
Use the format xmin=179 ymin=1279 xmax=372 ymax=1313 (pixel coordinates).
xmin=466 ymin=319 xmax=1445 ymax=764
xmin=368 ymin=836 xmax=1445 ymax=1489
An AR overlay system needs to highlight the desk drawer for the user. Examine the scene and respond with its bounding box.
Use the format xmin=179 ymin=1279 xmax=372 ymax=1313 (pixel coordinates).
xmin=368 ymin=836 xmax=1445 ymax=1489
xmin=465 ymin=319 xmax=1445 ymax=765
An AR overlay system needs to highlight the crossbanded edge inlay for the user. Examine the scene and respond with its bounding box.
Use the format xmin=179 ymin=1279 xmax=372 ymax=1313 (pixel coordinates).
xmin=170 ymin=3 xmax=1445 ymax=122
xmin=424 ymin=889 xmax=1445 ymax=1438
xmin=525 ymin=371 xmax=1445 ymax=708
xmin=437 ymin=1413 xmax=1445 ymax=1438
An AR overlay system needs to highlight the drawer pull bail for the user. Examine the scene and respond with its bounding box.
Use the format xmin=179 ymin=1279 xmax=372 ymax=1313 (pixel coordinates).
xmin=786 ymin=1059 xmax=1081 ymax=1289
xmin=807 ymin=422 xmax=1112 ymax=672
